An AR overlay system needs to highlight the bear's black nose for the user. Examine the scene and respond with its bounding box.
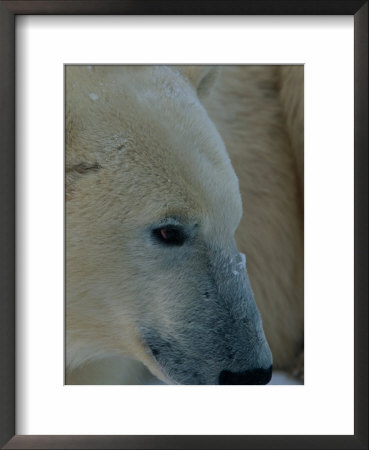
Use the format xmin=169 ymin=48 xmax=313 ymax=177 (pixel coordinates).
xmin=219 ymin=365 xmax=272 ymax=385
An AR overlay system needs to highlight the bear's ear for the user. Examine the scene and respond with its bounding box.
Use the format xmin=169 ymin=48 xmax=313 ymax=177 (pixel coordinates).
xmin=175 ymin=66 xmax=219 ymax=98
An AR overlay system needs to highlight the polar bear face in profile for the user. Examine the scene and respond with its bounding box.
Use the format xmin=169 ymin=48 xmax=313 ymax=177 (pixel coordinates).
xmin=66 ymin=65 xmax=273 ymax=385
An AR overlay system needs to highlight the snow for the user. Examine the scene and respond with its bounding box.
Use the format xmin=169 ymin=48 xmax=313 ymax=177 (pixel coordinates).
xmin=268 ymin=370 xmax=303 ymax=385
xmin=239 ymin=252 xmax=246 ymax=270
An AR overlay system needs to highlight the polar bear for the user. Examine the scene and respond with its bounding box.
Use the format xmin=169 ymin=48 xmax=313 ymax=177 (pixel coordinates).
xmin=66 ymin=65 xmax=303 ymax=385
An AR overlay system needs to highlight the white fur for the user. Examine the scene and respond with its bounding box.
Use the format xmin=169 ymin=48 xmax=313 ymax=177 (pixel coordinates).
xmin=66 ymin=65 xmax=303 ymax=384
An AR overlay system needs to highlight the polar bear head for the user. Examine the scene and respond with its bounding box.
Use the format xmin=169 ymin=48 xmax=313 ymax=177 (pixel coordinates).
xmin=66 ymin=65 xmax=272 ymax=384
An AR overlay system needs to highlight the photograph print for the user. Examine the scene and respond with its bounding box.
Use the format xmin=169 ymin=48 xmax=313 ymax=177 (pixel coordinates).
xmin=65 ymin=65 xmax=304 ymax=386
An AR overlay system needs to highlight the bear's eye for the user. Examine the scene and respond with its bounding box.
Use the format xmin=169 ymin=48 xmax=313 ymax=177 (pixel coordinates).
xmin=152 ymin=227 xmax=185 ymax=246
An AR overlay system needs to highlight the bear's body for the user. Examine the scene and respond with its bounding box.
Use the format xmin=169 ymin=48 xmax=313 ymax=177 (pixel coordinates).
xmin=204 ymin=66 xmax=304 ymax=374
xmin=66 ymin=65 xmax=303 ymax=384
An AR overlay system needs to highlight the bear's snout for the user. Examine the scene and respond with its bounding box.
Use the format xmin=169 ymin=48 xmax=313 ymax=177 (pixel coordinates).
xmin=218 ymin=365 xmax=273 ymax=385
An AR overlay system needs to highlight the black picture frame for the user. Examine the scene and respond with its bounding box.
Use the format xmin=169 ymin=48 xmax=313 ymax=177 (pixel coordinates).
xmin=0 ymin=1 xmax=367 ymax=449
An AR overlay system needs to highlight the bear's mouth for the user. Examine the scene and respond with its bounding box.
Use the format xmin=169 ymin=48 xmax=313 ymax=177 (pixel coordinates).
xmin=143 ymin=338 xmax=179 ymax=384
xmin=146 ymin=338 xmax=273 ymax=385
xmin=143 ymin=332 xmax=208 ymax=384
